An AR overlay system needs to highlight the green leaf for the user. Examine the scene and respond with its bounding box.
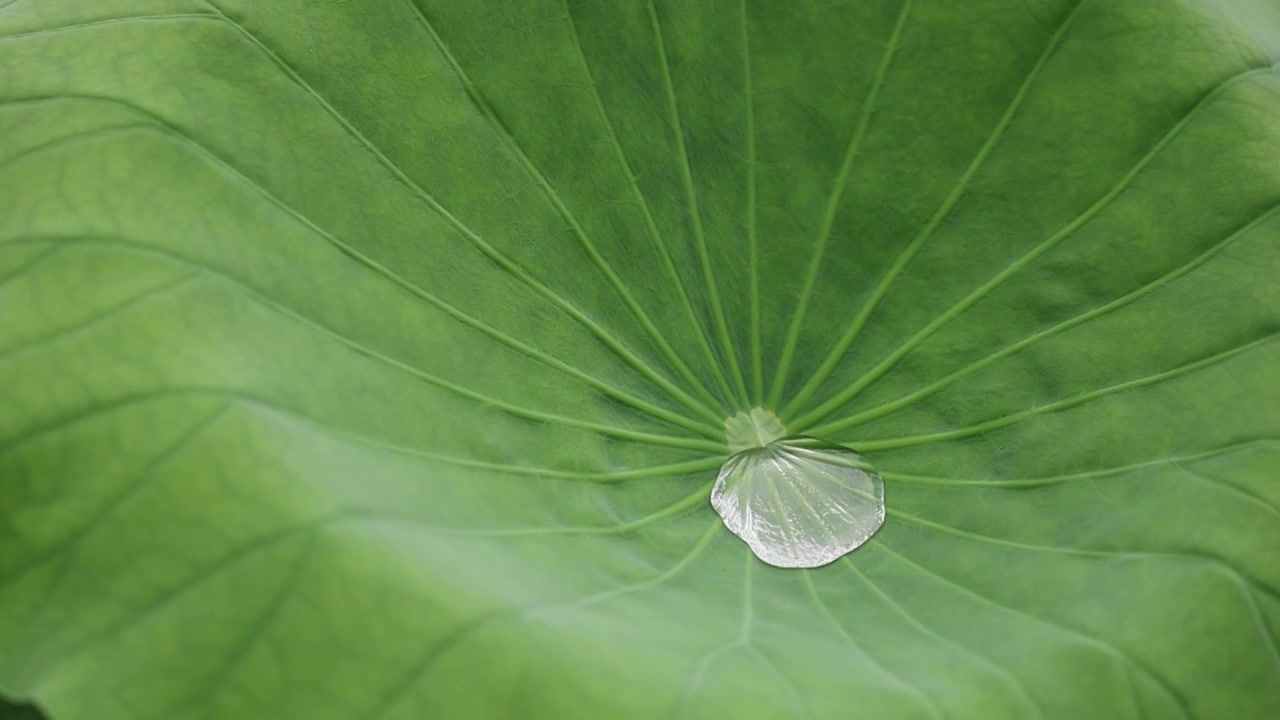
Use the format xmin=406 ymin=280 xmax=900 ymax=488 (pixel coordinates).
xmin=2 ymin=0 xmax=1278 ymax=718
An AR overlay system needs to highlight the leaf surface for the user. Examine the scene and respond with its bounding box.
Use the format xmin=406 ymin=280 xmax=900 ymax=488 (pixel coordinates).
xmin=2 ymin=1 xmax=1279 ymax=718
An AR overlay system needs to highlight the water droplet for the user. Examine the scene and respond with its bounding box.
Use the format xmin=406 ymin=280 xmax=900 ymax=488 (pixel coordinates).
xmin=713 ymin=410 xmax=885 ymax=568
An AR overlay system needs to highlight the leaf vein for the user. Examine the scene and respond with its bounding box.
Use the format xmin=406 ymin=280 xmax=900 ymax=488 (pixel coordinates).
xmin=559 ymin=0 xmax=738 ymax=408
xmin=791 ymin=65 xmax=1274 ymax=430
xmin=768 ymin=0 xmax=913 ymax=409
xmin=840 ymin=333 xmax=1276 ymax=450
xmin=6 ymin=233 xmax=726 ymax=453
xmin=402 ymin=0 xmax=725 ymax=421
xmin=819 ymin=200 xmax=1280 ymax=435
xmin=646 ymin=0 xmax=750 ymax=408
xmin=193 ymin=2 xmax=721 ymax=434
xmin=784 ymin=0 xmax=1091 ymax=422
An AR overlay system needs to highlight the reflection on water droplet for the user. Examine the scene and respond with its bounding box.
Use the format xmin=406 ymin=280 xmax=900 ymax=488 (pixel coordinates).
xmin=713 ymin=416 xmax=885 ymax=568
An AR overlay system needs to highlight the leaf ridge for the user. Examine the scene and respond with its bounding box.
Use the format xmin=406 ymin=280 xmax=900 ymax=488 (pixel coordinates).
xmin=559 ymin=0 xmax=740 ymax=408
xmin=818 ymin=200 xmax=1280 ymax=435
xmin=0 ymin=244 xmax=58 ymax=288
xmin=800 ymin=571 xmax=945 ymax=720
xmin=0 ymin=273 xmax=196 ymax=367
xmin=842 ymin=333 xmax=1276 ymax=450
xmin=0 ymin=12 xmax=216 ymax=42
xmin=2 ymin=234 xmax=726 ymax=452
xmin=671 ymin=547 xmax=757 ymax=716
xmin=784 ymin=0 xmax=1091 ymax=420
xmin=842 ymin=558 xmax=1046 ymax=719
xmin=767 ymin=0 xmax=914 ymax=408
xmin=542 ymin=518 xmax=721 ymax=614
xmin=740 ymin=0 xmax=763 ymax=405
xmin=874 ymin=541 xmax=1180 ymax=720
xmin=1170 ymin=464 xmax=1280 ymax=527
xmin=888 ymin=508 xmax=1280 ymax=604
xmin=881 ymin=438 xmax=1280 ymax=488
xmin=195 ymin=3 xmax=724 ymax=431
xmin=155 ymin=532 xmax=322 ymax=717
xmin=29 ymin=515 xmax=348 ymax=688
xmin=402 ymin=0 xmax=727 ymax=420
xmin=789 ymin=65 xmax=1274 ymax=430
xmin=0 ymin=403 xmax=229 ymax=602
xmin=386 ymin=483 xmax=714 ymax=539
xmin=646 ymin=0 xmax=750 ymax=408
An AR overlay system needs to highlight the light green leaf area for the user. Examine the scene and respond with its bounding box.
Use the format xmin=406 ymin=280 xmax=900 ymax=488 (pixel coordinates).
xmin=2 ymin=0 xmax=1278 ymax=718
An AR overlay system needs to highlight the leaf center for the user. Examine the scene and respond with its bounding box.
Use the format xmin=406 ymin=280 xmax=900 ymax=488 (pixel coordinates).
xmin=724 ymin=408 xmax=788 ymax=453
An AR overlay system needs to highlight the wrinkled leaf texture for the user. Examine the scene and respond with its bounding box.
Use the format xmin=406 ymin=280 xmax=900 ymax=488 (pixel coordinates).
xmin=1 ymin=0 xmax=1278 ymax=718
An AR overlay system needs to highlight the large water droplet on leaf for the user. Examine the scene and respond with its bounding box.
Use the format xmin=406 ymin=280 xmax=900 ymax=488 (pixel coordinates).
xmin=714 ymin=410 xmax=885 ymax=568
